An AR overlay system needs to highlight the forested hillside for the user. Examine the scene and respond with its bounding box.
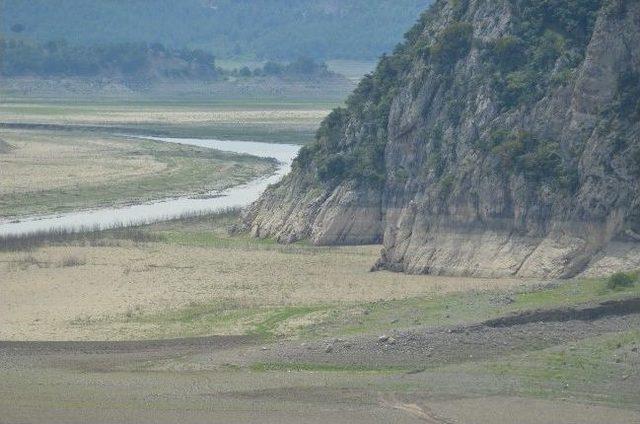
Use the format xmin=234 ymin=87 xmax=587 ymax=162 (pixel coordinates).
xmin=0 ymin=40 xmax=220 ymax=79
xmin=2 ymin=0 xmax=432 ymax=60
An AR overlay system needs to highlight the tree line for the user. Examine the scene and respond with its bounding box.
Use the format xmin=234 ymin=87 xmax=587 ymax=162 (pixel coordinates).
xmin=0 ymin=38 xmax=336 ymax=81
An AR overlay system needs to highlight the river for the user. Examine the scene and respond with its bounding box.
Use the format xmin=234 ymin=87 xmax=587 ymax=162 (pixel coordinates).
xmin=0 ymin=137 xmax=300 ymax=237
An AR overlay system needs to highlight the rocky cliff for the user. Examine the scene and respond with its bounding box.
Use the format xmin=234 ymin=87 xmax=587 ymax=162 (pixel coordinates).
xmin=245 ymin=0 xmax=640 ymax=278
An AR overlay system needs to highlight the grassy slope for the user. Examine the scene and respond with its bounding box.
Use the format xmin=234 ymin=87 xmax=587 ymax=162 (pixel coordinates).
xmin=106 ymin=273 xmax=639 ymax=341
xmin=476 ymin=329 xmax=640 ymax=406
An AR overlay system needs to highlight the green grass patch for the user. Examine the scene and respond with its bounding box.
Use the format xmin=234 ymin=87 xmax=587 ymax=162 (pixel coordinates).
xmin=111 ymin=301 xmax=329 ymax=341
xmin=250 ymin=361 xmax=408 ymax=373
xmin=480 ymin=330 xmax=640 ymax=407
xmin=607 ymin=271 xmax=639 ymax=290
xmin=151 ymin=212 xmax=326 ymax=254
xmin=299 ymin=278 xmax=640 ymax=340
xmin=158 ymin=230 xmax=325 ymax=255
xmin=160 ymin=231 xmax=277 ymax=249
xmin=105 ymin=274 xmax=640 ymax=342
xmin=65 ymin=266 xmax=640 ymax=344
xmin=249 ymin=306 xmax=325 ymax=339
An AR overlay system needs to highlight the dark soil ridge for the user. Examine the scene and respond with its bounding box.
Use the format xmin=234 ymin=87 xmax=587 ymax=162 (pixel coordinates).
xmin=0 ymin=335 xmax=256 ymax=357
xmin=264 ymin=298 xmax=640 ymax=370
xmin=482 ymin=297 xmax=640 ymax=328
xmin=0 ymin=122 xmax=168 ymax=137
xmin=267 ymin=313 xmax=640 ymax=370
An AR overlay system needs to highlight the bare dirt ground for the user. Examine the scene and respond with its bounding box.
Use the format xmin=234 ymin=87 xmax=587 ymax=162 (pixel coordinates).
xmin=0 ymin=129 xmax=166 ymax=194
xmin=1 ymin=223 xmax=638 ymax=423
xmin=0 ymin=241 xmax=527 ymax=341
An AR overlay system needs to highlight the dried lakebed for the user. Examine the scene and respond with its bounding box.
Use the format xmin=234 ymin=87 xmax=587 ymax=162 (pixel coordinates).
xmin=0 ymin=136 xmax=300 ymax=237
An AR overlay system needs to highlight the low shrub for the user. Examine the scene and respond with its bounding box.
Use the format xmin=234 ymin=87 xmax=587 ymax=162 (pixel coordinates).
xmin=606 ymin=272 xmax=638 ymax=290
xmin=430 ymin=22 xmax=474 ymax=68
xmin=488 ymin=36 xmax=526 ymax=71
xmin=617 ymin=70 xmax=640 ymax=120
xmin=61 ymin=255 xmax=86 ymax=268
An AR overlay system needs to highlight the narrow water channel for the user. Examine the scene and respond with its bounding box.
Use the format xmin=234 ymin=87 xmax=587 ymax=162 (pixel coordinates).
xmin=0 ymin=137 xmax=300 ymax=237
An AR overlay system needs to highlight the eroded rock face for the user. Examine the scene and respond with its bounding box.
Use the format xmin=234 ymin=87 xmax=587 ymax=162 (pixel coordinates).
xmin=246 ymin=0 xmax=640 ymax=278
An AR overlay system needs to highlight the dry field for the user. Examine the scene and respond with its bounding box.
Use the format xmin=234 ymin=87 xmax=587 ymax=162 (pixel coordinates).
xmin=3 ymin=212 xmax=637 ymax=343
xmin=0 ymin=129 xmax=165 ymax=194
xmin=0 ymin=104 xmax=329 ymax=127
xmin=0 ymin=238 xmax=527 ymax=341
xmin=0 ymin=99 xmax=335 ymax=143
xmin=1 ymin=216 xmax=638 ymax=423
xmin=1 ymin=215 xmax=638 ymax=424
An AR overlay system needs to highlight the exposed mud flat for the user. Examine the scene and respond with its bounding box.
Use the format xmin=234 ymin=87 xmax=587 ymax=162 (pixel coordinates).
xmin=0 ymin=242 xmax=528 ymax=341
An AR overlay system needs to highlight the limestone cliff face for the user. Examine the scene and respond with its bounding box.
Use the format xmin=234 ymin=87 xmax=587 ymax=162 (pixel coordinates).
xmin=246 ymin=0 xmax=640 ymax=278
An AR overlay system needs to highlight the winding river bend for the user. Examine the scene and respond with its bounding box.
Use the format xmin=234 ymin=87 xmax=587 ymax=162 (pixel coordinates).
xmin=0 ymin=137 xmax=300 ymax=237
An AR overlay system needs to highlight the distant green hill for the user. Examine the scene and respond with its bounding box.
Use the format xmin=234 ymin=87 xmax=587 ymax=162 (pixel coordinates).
xmin=1 ymin=0 xmax=433 ymax=60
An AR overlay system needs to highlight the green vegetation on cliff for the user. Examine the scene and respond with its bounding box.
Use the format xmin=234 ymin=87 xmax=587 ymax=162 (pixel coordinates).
xmin=293 ymin=0 xmax=615 ymax=191
xmin=247 ymin=0 xmax=639 ymax=277
xmin=487 ymin=0 xmax=604 ymax=107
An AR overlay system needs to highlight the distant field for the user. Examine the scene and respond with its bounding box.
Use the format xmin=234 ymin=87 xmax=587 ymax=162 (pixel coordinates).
xmin=326 ymin=60 xmax=377 ymax=83
xmin=0 ymin=97 xmax=338 ymax=144
xmin=0 ymin=211 xmax=523 ymax=341
xmin=0 ymin=129 xmax=276 ymax=218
